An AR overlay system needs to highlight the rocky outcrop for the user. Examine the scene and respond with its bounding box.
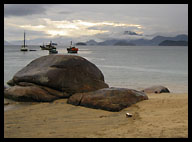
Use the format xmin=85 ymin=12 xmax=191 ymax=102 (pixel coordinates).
xmin=141 ymin=85 xmax=170 ymax=93
xmin=67 ymin=87 xmax=148 ymax=112
xmin=5 ymin=55 xmax=109 ymax=102
xmin=4 ymin=83 xmax=69 ymax=102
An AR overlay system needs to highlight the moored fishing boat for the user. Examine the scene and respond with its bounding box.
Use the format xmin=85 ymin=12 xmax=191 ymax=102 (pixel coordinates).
xmin=67 ymin=41 xmax=78 ymax=53
xmin=40 ymin=41 xmax=57 ymax=50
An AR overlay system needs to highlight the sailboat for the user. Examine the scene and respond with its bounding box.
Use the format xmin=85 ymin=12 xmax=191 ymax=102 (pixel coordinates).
xmin=20 ymin=31 xmax=28 ymax=51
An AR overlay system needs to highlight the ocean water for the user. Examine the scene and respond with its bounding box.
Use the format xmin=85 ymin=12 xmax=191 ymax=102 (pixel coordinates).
xmin=4 ymin=45 xmax=188 ymax=93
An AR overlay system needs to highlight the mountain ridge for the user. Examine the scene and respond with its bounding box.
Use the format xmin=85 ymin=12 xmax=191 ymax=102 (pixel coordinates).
xmin=5 ymin=34 xmax=188 ymax=46
xmin=83 ymin=34 xmax=188 ymax=46
xmin=159 ymin=40 xmax=188 ymax=46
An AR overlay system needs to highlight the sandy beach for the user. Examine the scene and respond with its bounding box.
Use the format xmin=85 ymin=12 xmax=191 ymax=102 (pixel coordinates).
xmin=4 ymin=93 xmax=188 ymax=138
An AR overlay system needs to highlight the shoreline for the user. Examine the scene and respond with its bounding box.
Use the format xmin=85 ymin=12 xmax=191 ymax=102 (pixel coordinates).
xmin=4 ymin=92 xmax=188 ymax=112
xmin=4 ymin=93 xmax=188 ymax=138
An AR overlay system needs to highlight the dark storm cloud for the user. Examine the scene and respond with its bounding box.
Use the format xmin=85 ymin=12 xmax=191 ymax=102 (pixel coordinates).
xmin=4 ymin=4 xmax=47 ymax=17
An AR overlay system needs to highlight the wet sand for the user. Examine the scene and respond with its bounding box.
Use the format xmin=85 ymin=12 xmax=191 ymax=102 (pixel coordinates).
xmin=4 ymin=93 xmax=188 ymax=138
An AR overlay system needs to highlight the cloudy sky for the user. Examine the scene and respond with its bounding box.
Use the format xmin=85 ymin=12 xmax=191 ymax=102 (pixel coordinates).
xmin=4 ymin=4 xmax=188 ymax=43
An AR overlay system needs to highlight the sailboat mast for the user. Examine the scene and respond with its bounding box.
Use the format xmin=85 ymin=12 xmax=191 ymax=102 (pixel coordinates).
xmin=24 ymin=31 xmax=25 ymax=48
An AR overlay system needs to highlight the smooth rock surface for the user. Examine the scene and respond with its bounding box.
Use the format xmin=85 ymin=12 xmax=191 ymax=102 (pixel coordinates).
xmin=141 ymin=85 xmax=170 ymax=93
xmin=4 ymin=83 xmax=68 ymax=102
xmin=8 ymin=55 xmax=109 ymax=94
xmin=67 ymin=87 xmax=148 ymax=112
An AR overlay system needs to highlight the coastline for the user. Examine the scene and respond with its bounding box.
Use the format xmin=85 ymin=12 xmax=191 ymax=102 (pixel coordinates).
xmin=4 ymin=93 xmax=188 ymax=138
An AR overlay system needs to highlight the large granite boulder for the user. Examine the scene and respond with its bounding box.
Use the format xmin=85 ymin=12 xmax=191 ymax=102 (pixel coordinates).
xmin=67 ymin=87 xmax=148 ymax=112
xmin=7 ymin=55 xmax=109 ymax=94
xmin=141 ymin=85 xmax=170 ymax=93
xmin=5 ymin=55 xmax=109 ymax=102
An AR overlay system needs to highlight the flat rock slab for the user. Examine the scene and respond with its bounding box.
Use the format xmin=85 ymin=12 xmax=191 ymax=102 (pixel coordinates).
xmin=141 ymin=85 xmax=170 ymax=94
xmin=4 ymin=83 xmax=69 ymax=102
xmin=67 ymin=87 xmax=148 ymax=112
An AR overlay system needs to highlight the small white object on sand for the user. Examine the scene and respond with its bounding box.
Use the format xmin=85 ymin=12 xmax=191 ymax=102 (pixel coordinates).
xmin=126 ymin=113 xmax=132 ymax=117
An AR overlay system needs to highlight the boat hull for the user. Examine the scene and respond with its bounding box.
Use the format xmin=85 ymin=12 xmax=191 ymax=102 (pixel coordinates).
xmin=20 ymin=48 xmax=28 ymax=51
xmin=40 ymin=47 xmax=56 ymax=50
xmin=68 ymin=50 xmax=78 ymax=53
xmin=67 ymin=48 xmax=78 ymax=53
xmin=49 ymin=49 xmax=58 ymax=54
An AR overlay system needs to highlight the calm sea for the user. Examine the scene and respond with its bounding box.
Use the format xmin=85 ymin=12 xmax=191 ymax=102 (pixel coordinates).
xmin=4 ymin=45 xmax=188 ymax=93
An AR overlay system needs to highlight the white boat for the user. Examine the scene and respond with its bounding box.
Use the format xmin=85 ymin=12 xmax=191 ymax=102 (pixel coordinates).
xmin=20 ymin=31 xmax=28 ymax=51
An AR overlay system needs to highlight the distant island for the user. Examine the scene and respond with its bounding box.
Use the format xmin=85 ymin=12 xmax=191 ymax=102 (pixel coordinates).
xmin=76 ymin=42 xmax=87 ymax=46
xmin=159 ymin=40 xmax=188 ymax=46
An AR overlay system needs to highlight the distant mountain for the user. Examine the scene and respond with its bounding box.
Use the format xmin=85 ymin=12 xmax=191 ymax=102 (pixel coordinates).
xmin=129 ymin=38 xmax=151 ymax=46
xmin=85 ymin=39 xmax=136 ymax=46
xmin=7 ymin=34 xmax=188 ymax=46
xmin=173 ymin=34 xmax=188 ymax=41
xmin=124 ymin=31 xmax=139 ymax=35
xmin=80 ymin=34 xmax=188 ymax=46
xmin=129 ymin=34 xmax=188 ymax=46
xmin=76 ymin=42 xmax=87 ymax=45
xmin=159 ymin=40 xmax=188 ymax=46
xmin=98 ymin=39 xmax=122 ymax=46
xmin=7 ymin=37 xmax=73 ymax=46
xmin=86 ymin=40 xmax=98 ymax=45
xmin=113 ymin=40 xmax=136 ymax=46
xmin=150 ymin=34 xmax=188 ymax=45
xmin=9 ymin=40 xmax=23 ymax=45
xmin=4 ymin=40 xmax=12 ymax=45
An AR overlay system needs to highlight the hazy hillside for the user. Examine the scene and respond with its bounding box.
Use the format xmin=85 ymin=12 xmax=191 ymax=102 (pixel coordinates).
xmin=83 ymin=34 xmax=188 ymax=46
xmin=113 ymin=41 xmax=135 ymax=46
xmin=129 ymin=34 xmax=188 ymax=46
xmin=5 ymin=34 xmax=188 ymax=46
xmin=4 ymin=40 xmax=12 ymax=45
xmin=159 ymin=40 xmax=188 ymax=46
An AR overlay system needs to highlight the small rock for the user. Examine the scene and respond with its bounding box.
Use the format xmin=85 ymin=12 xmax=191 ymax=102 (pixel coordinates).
xmin=141 ymin=85 xmax=170 ymax=93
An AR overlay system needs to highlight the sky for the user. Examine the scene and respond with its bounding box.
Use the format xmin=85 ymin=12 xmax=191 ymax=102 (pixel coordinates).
xmin=4 ymin=4 xmax=188 ymax=43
